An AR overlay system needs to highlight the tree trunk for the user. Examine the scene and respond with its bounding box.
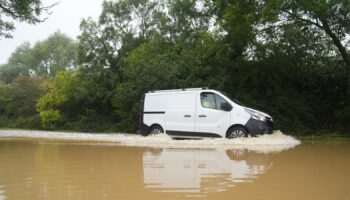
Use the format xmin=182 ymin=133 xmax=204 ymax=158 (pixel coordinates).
xmin=320 ymin=19 xmax=350 ymax=70
xmin=319 ymin=19 xmax=350 ymax=100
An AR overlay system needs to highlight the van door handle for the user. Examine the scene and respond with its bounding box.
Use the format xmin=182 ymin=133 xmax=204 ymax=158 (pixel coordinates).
xmin=198 ymin=114 xmax=206 ymax=118
xmin=184 ymin=114 xmax=191 ymax=118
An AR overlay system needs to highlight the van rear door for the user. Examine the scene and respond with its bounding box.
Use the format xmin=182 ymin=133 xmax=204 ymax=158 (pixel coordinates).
xmin=165 ymin=92 xmax=196 ymax=136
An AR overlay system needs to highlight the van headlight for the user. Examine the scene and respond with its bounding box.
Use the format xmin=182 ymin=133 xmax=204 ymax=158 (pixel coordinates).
xmin=244 ymin=108 xmax=266 ymax=122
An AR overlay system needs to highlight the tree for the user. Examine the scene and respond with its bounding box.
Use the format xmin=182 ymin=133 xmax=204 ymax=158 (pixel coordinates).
xmin=78 ymin=0 xmax=164 ymax=84
xmin=0 ymin=0 xmax=56 ymax=38
xmin=76 ymin=0 xmax=171 ymax=131
xmin=212 ymin=0 xmax=349 ymax=65
xmin=210 ymin=0 xmax=349 ymax=133
xmin=211 ymin=0 xmax=260 ymax=59
xmin=36 ymin=71 xmax=77 ymax=129
xmin=0 ymin=75 xmax=43 ymax=128
xmin=0 ymin=31 xmax=78 ymax=82
xmin=30 ymin=31 xmax=78 ymax=78
xmin=0 ymin=42 xmax=32 ymax=83
xmin=36 ymin=70 xmax=116 ymax=130
xmin=274 ymin=0 xmax=350 ymax=69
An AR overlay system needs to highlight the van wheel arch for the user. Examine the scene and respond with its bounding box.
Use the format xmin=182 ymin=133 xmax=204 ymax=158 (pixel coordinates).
xmin=147 ymin=124 xmax=164 ymax=135
xmin=226 ymin=124 xmax=249 ymax=138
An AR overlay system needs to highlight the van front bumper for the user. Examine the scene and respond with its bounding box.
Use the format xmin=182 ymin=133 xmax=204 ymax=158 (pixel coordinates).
xmin=245 ymin=117 xmax=274 ymax=136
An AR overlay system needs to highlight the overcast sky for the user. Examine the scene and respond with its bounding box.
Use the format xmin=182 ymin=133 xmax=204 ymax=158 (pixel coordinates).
xmin=0 ymin=0 xmax=103 ymax=64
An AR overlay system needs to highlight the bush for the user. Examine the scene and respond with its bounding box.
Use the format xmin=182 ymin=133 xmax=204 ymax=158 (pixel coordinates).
xmin=39 ymin=109 xmax=62 ymax=129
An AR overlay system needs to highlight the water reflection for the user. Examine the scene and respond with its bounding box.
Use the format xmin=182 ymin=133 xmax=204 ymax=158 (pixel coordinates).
xmin=2 ymin=137 xmax=350 ymax=200
xmin=0 ymin=185 xmax=5 ymax=200
xmin=143 ymin=148 xmax=274 ymax=194
xmin=0 ymin=138 xmax=298 ymax=199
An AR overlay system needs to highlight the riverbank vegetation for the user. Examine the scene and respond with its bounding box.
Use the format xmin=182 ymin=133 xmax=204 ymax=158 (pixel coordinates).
xmin=0 ymin=0 xmax=349 ymax=135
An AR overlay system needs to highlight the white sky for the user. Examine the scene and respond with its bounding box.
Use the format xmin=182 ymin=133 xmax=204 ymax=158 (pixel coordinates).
xmin=0 ymin=0 xmax=103 ymax=64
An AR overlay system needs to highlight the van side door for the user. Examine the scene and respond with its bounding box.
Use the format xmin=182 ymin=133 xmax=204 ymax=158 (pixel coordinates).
xmin=165 ymin=92 xmax=196 ymax=136
xmin=196 ymin=92 xmax=231 ymax=138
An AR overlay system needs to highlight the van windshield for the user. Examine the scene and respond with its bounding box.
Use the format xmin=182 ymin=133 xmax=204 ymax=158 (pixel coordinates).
xmin=220 ymin=91 xmax=245 ymax=106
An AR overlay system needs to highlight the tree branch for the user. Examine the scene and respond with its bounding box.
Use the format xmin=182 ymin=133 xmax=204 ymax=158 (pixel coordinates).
xmin=0 ymin=1 xmax=58 ymax=22
xmin=282 ymin=9 xmax=323 ymax=29
xmin=0 ymin=4 xmax=22 ymax=18
xmin=319 ymin=18 xmax=350 ymax=69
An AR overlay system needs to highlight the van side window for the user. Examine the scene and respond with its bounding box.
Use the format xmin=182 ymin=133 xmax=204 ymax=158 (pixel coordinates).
xmin=200 ymin=93 xmax=216 ymax=109
xmin=201 ymin=92 xmax=230 ymax=111
xmin=215 ymin=94 xmax=229 ymax=110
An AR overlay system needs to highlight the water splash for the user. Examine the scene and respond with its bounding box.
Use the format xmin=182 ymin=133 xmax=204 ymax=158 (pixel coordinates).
xmin=0 ymin=130 xmax=300 ymax=153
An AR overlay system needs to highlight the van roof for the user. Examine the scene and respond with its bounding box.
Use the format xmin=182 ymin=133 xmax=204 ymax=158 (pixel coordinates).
xmin=148 ymin=87 xmax=209 ymax=93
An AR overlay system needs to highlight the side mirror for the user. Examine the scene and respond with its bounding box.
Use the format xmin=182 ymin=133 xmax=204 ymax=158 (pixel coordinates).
xmin=220 ymin=102 xmax=232 ymax=111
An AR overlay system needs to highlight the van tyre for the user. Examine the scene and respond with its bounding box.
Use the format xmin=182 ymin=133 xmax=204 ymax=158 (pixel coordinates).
xmin=148 ymin=125 xmax=164 ymax=136
xmin=227 ymin=127 xmax=248 ymax=139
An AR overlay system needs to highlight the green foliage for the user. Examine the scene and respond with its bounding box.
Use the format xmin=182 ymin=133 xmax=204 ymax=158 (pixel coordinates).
xmin=37 ymin=72 xmax=71 ymax=111
xmin=36 ymin=71 xmax=77 ymax=129
xmin=0 ymin=75 xmax=42 ymax=129
xmin=226 ymin=54 xmax=347 ymax=133
xmin=267 ymin=0 xmax=348 ymax=67
xmin=0 ymin=0 xmax=55 ymax=38
xmin=212 ymin=0 xmax=261 ymax=58
xmin=36 ymin=70 xmax=117 ymax=131
xmin=30 ymin=31 xmax=78 ymax=78
xmin=38 ymin=109 xmax=61 ymax=130
xmin=335 ymin=105 xmax=350 ymax=132
xmin=0 ymin=43 xmax=31 ymax=83
xmin=0 ymin=31 xmax=78 ymax=83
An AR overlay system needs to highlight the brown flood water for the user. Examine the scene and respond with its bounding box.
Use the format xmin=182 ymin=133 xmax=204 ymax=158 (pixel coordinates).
xmin=0 ymin=134 xmax=350 ymax=200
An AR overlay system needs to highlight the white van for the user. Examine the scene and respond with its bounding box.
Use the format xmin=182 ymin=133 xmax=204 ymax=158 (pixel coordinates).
xmin=139 ymin=88 xmax=274 ymax=138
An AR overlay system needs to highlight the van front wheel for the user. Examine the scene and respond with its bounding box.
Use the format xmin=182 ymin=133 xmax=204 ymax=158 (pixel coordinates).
xmin=148 ymin=125 xmax=164 ymax=135
xmin=227 ymin=127 xmax=248 ymax=139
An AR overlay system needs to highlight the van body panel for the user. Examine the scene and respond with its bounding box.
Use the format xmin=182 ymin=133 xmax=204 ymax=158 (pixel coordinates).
xmin=143 ymin=93 xmax=166 ymax=130
xmin=229 ymin=106 xmax=252 ymax=129
xmin=164 ymin=92 xmax=196 ymax=133
xmin=143 ymin=91 xmax=196 ymax=134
